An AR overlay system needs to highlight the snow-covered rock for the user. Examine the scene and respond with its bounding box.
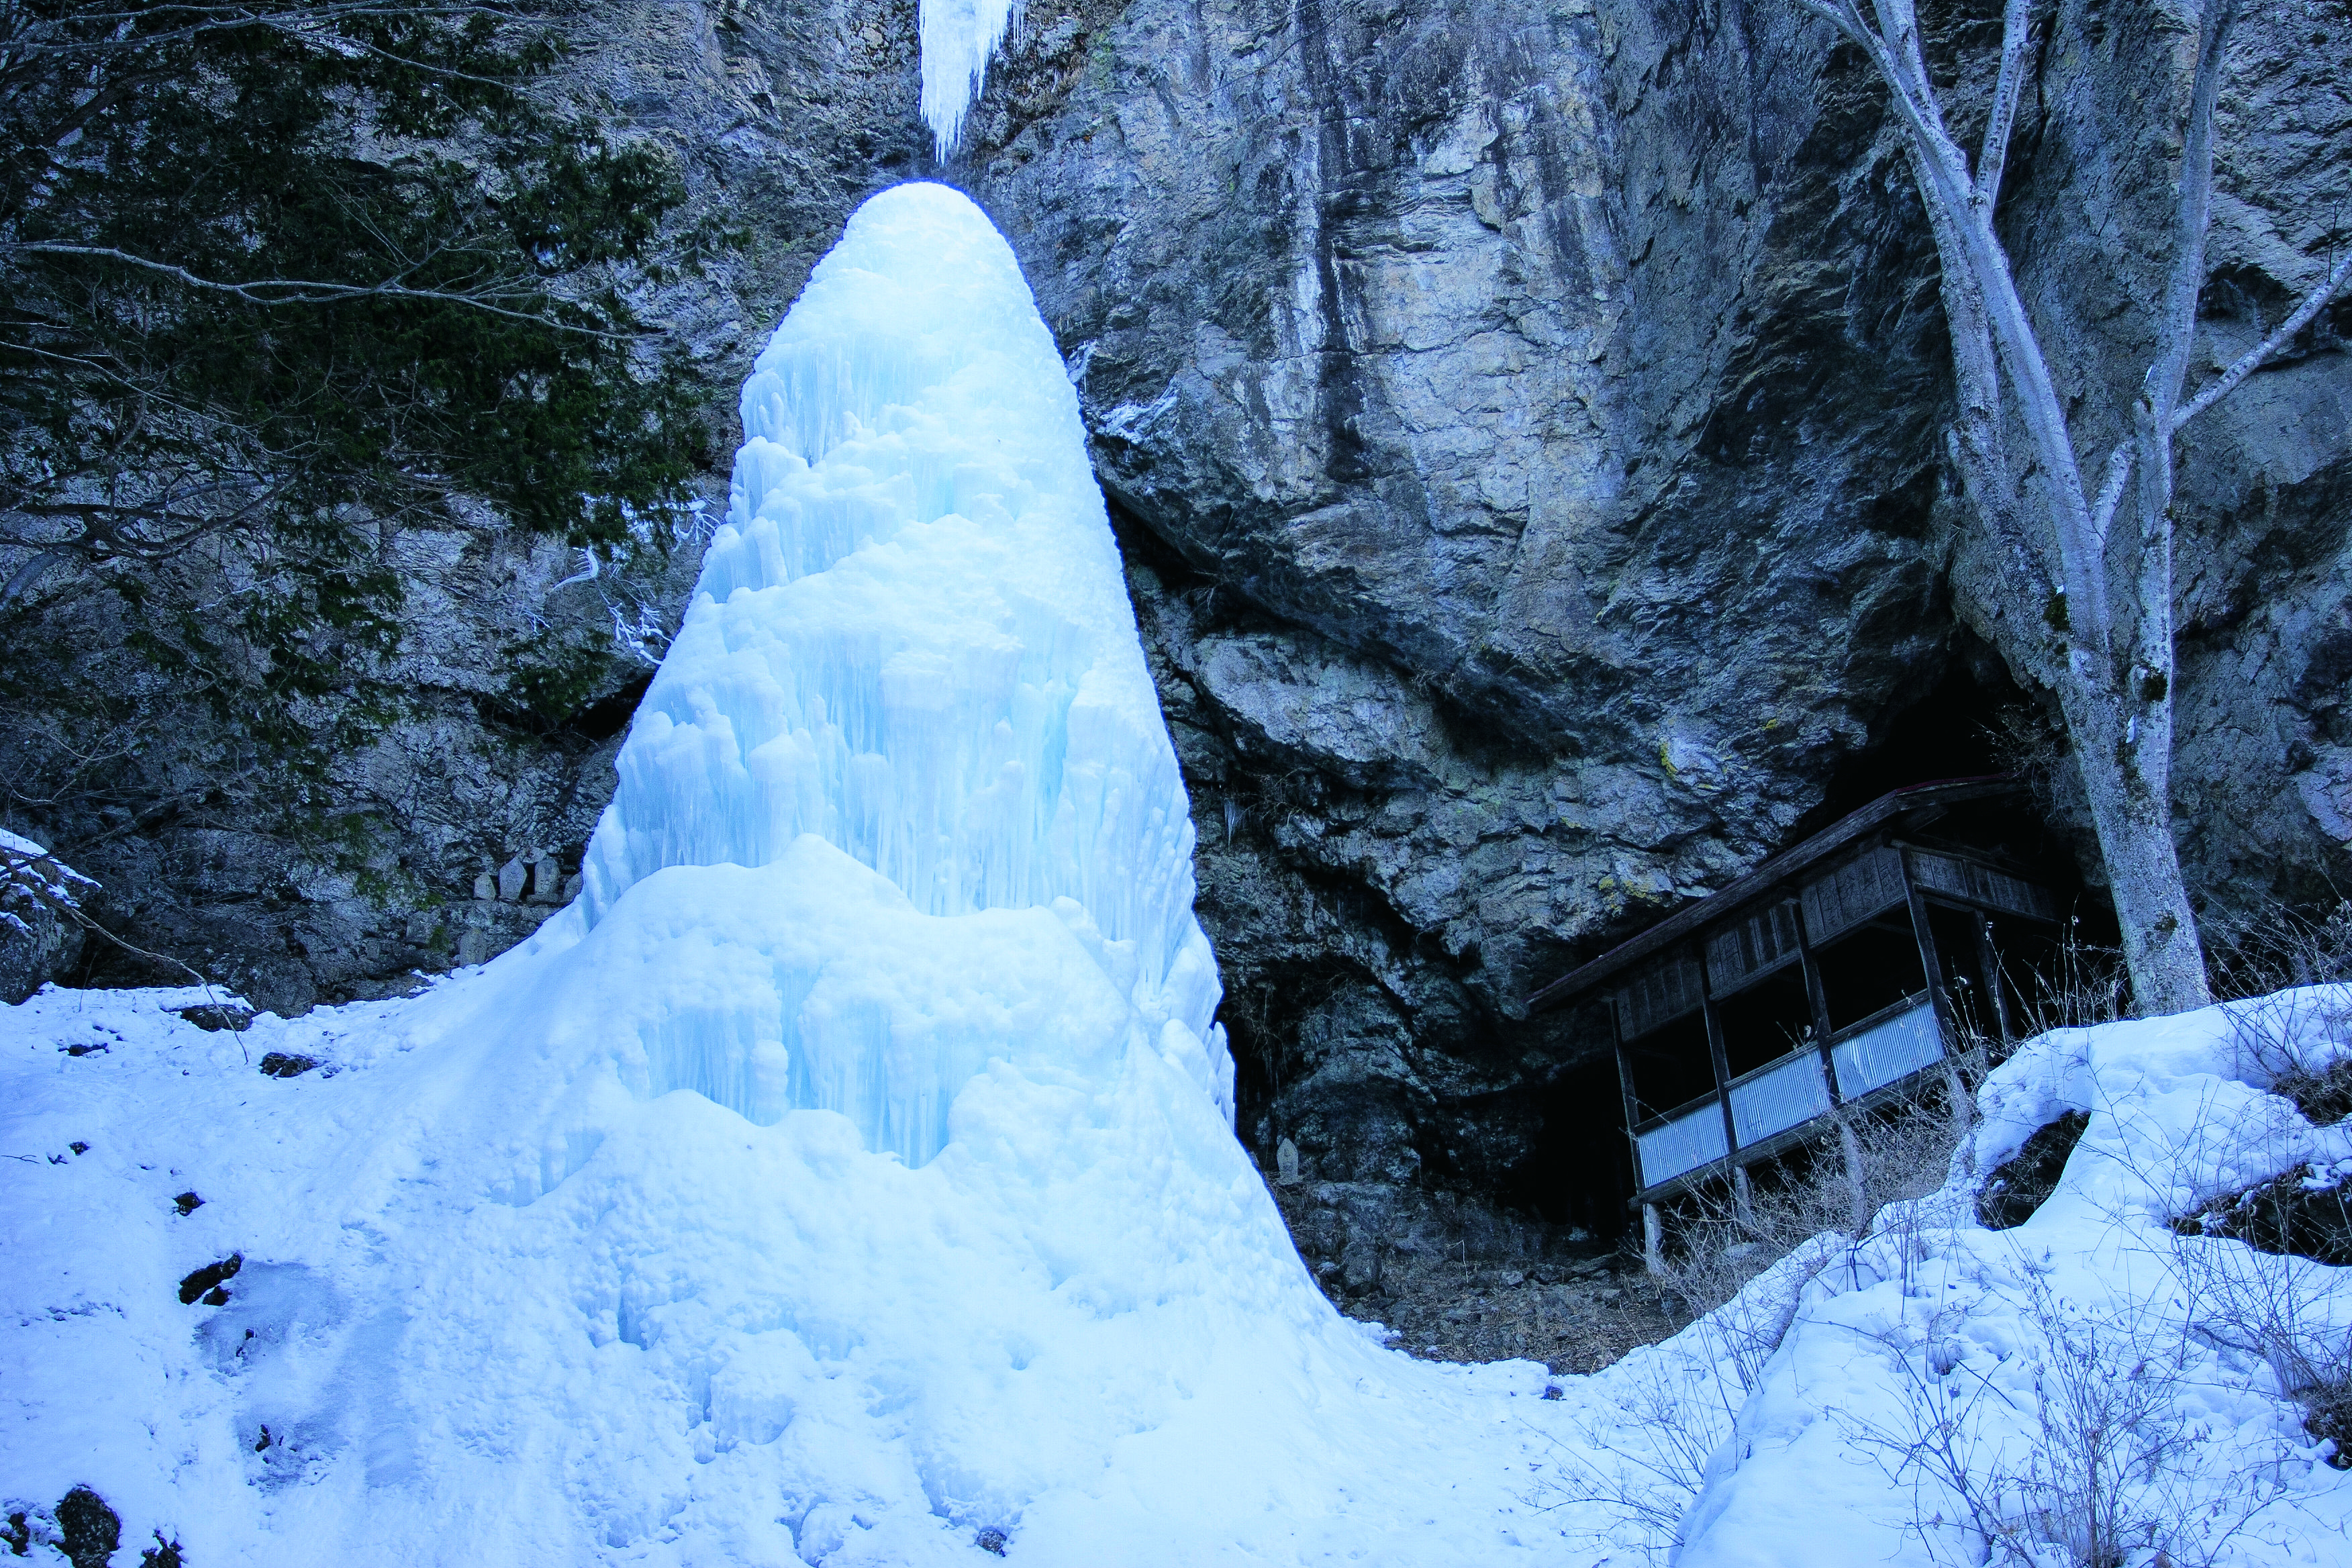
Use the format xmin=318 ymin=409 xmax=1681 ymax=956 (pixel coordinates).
xmin=1669 ymin=990 xmax=2352 ymax=1568
xmin=0 ymin=828 xmax=95 ymax=1004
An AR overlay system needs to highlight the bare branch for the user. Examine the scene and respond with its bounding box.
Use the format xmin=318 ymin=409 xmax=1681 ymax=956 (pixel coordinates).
xmin=1796 ymin=0 xmax=1873 ymax=47
xmin=2088 ymin=441 xmax=2133 ymax=548
xmin=0 ymin=4 xmax=547 ymax=68
xmin=1976 ymin=0 xmax=2034 ymax=207
xmin=2142 ymin=0 xmax=2239 ymax=434
xmin=2 ymin=243 xmax=628 ymax=336
xmin=0 ymin=549 xmax=65 ymax=605
xmin=1845 ymin=0 xmax=2110 ymax=648
xmin=2175 ymin=248 xmax=2352 ymax=430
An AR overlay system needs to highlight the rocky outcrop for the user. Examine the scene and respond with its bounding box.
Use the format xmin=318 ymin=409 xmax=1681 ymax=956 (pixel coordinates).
xmin=958 ymin=0 xmax=2351 ymax=1206
xmin=0 ymin=832 xmax=93 ymax=1003
xmin=1 ymin=0 xmax=934 ymax=1015
xmin=5 ymin=0 xmax=2345 ymax=1239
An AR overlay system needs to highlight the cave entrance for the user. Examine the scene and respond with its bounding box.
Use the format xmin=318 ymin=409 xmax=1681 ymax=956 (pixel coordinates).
xmin=1502 ymin=1050 xmax=1640 ymax=1244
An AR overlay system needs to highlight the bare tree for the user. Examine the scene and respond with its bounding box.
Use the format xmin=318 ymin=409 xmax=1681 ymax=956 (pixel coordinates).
xmin=1796 ymin=0 xmax=2352 ymax=1014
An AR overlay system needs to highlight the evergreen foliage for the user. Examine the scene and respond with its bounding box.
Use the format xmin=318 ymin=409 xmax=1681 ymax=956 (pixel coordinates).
xmin=0 ymin=0 xmax=715 ymax=845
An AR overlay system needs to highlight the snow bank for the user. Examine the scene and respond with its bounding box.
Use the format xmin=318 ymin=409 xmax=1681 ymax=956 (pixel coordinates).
xmin=0 ymin=185 xmax=1595 ymax=1567
xmin=1661 ymin=990 xmax=2352 ymax=1568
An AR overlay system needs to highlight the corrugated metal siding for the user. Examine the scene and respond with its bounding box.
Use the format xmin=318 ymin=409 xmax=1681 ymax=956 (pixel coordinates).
xmin=1830 ymin=1000 xmax=1943 ymax=1099
xmin=1728 ymin=1052 xmax=1834 ymax=1145
xmin=1636 ymin=1101 xmax=1729 ymax=1188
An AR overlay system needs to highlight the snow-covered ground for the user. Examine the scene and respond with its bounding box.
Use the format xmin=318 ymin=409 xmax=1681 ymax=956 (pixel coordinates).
xmin=1669 ymin=989 xmax=2352 ymax=1567
xmin=11 ymin=981 xmax=2352 ymax=1565
xmin=1 ymin=979 xmax=1587 ymax=1566
xmin=7 ymin=179 xmax=2351 ymax=1566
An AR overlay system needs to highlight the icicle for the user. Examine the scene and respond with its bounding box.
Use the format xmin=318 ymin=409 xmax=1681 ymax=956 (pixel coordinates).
xmin=919 ymin=0 xmax=1020 ymax=154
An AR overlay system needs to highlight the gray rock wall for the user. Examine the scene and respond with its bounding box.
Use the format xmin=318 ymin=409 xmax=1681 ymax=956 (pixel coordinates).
xmin=959 ymin=0 xmax=2351 ymax=1209
xmin=2 ymin=0 xmax=934 ymax=1015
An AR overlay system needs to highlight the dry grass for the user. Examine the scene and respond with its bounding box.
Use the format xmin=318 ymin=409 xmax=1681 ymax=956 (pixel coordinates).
xmin=1262 ymin=1178 xmax=1675 ymax=1373
xmin=2206 ymin=896 xmax=2352 ymax=1001
xmin=1649 ymin=1096 xmax=1969 ymax=1322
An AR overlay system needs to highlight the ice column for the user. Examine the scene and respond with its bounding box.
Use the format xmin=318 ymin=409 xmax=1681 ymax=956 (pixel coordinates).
xmin=573 ymin=183 xmax=1224 ymax=1159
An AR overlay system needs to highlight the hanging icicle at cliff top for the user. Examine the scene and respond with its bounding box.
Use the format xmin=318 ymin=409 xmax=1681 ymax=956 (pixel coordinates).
xmin=920 ymin=0 xmax=1018 ymax=152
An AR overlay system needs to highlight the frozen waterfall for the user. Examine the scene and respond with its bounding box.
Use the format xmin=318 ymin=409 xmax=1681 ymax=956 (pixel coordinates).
xmin=0 ymin=184 xmax=1583 ymax=1568
xmin=574 ymin=183 xmax=1228 ymax=1166
xmin=918 ymin=0 xmax=1018 ymax=152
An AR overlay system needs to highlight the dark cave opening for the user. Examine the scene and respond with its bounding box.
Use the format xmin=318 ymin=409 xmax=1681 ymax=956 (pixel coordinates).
xmin=1225 ymin=974 xmax=1285 ymax=1167
xmin=1498 ymin=1051 xmax=1638 ymax=1244
xmin=1503 ymin=633 xmax=2110 ymax=1248
xmin=1805 ymin=631 xmax=2024 ymax=828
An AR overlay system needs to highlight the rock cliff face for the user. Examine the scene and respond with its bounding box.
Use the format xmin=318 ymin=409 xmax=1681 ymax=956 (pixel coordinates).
xmin=1 ymin=0 xmax=934 ymax=1014
xmin=962 ymin=0 xmax=1959 ymax=1216
xmin=953 ymin=0 xmax=2351 ymax=1226
xmin=10 ymin=0 xmax=2347 ymax=1248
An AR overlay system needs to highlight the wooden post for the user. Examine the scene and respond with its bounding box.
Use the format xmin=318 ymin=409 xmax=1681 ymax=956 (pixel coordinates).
xmin=1790 ymin=894 xmax=1845 ymax=1107
xmin=1698 ymin=947 xmax=1741 ymax=1165
xmin=1610 ymin=996 xmax=1647 ymax=1202
xmin=1643 ymin=1202 xmax=1665 ymax=1277
xmin=1733 ymin=1163 xmax=1755 ymax=1222
xmin=1898 ymin=848 xmax=1961 ymax=1058
xmin=1974 ymin=912 xmax=2014 ymax=1046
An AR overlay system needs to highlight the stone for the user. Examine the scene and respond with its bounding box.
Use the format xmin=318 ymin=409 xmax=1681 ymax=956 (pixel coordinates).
xmin=473 ymin=871 xmax=496 ymax=903
xmin=0 ymin=839 xmax=92 ymax=1006
xmin=52 ymin=1487 xmax=118 ymax=1568
xmin=496 ymin=857 xmax=527 ymax=903
xmin=1275 ymin=1137 xmax=1301 ymax=1185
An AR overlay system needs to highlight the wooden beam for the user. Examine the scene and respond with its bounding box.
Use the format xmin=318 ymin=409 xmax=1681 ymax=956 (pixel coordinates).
xmin=1526 ymin=777 xmax=2021 ymax=1015
xmin=1698 ymin=944 xmax=1741 ymax=1162
xmin=1792 ymin=890 xmax=1844 ymax=1108
xmin=1610 ymin=995 xmax=1647 ymax=1197
xmin=1900 ymin=848 xmax=1961 ymax=1058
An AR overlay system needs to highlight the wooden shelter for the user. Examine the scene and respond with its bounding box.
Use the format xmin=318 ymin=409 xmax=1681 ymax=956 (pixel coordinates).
xmin=1526 ymin=779 xmax=2064 ymax=1253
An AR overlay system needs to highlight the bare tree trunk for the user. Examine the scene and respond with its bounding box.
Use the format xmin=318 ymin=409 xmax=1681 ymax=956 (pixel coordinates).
xmin=2055 ymin=681 xmax=2210 ymax=1014
xmin=1798 ymin=0 xmax=2351 ymax=1013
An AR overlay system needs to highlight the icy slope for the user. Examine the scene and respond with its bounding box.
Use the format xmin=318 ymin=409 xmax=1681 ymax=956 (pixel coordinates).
xmin=0 ymin=185 xmax=1594 ymax=1567
xmin=1642 ymin=991 xmax=2352 ymax=1567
